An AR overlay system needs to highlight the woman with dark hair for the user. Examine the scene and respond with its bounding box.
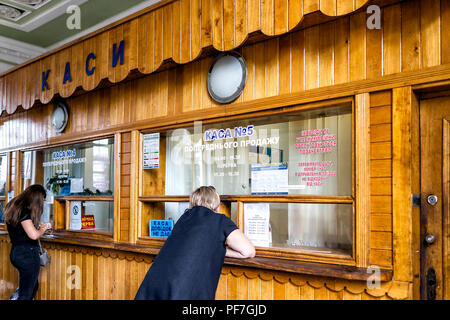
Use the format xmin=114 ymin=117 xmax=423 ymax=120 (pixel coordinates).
xmin=4 ymin=184 xmax=50 ymax=300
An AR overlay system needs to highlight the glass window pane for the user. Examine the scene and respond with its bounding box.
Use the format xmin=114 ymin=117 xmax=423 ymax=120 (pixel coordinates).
xmin=68 ymin=201 xmax=113 ymax=234
xmin=165 ymin=105 xmax=352 ymax=196
xmin=0 ymin=200 xmax=5 ymax=224
xmin=0 ymin=155 xmax=7 ymax=196
xmin=22 ymin=138 xmax=115 ymax=230
xmin=42 ymin=138 xmax=114 ymax=196
xmin=243 ymin=202 xmax=353 ymax=254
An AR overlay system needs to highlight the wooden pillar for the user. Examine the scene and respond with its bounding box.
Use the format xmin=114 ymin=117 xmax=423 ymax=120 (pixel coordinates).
xmin=355 ymin=93 xmax=371 ymax=268
xmin=392 ymin=86 xmax=419 ymax=294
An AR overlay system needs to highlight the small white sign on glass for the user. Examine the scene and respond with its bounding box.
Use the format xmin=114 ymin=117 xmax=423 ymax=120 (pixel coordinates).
xmin=70 ymin=178 xmax=84 ymax=194
xmin=69 ymin=201 xmax=82 ymax=230
xmin=244 ymin=203 xmax=271 ymax=247
xmin=143 ymin=133 xmax=160 ymax=169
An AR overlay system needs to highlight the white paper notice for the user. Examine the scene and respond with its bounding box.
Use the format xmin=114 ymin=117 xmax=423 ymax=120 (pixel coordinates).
xmin=244 ymin=203 xmax=271 ymax=247
xmin=70 ymin=178 xmax=84 ymax=194
xmin=70 ymin=201 xmax=82 ymax=230
xmin=251 ymin=164 xmax=289 ymax=195
xmin=143 ymin=133 xmax=160 ymax=169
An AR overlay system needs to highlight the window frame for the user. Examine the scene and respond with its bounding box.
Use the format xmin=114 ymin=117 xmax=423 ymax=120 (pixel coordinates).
xmin=136 ymin=97 xmax=361 ymax=267
xmin=19 ymin=135 xmax=117 ymax=241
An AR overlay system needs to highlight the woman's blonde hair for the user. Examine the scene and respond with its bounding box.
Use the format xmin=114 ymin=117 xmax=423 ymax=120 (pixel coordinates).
xmin=189 ymin=186 xmax=220 ymax=212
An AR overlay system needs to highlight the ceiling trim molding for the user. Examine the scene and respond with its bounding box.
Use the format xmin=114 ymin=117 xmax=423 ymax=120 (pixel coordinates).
xmin=0 ymin=33 xmax=44 ymax=72
xmin=46 ymin=0 xmax=162 ymax=51
xmin=0 ymin=0 xmax=88 ymax=32
xmin=8 ymin=0 xmax=52 ymax=10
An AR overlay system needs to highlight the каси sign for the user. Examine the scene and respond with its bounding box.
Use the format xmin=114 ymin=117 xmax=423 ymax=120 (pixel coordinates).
xmin=41 ymin=40 xmax=125 ymax=91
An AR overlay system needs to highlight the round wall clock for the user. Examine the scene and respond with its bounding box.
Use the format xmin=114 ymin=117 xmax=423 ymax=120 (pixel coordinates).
xmin=207 ymin=52 xmax=247 ymax=104
xmin=52 ymin=102 xmax=69 ymax=133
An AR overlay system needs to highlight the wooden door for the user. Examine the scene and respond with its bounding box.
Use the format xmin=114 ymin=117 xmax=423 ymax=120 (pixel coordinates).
xmin=420 ymin=95 xmax=450 ymax=300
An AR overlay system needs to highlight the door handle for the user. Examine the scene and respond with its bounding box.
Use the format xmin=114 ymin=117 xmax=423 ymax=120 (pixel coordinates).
xmin=427 ymin=194 xmax=438 ymax=206
xmin=426 ymin=267 xmax=437 ymax=300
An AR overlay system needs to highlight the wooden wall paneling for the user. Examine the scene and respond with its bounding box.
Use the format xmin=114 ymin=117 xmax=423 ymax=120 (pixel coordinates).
xmin=320 ymin=0 xmax=337 ymax=16
xmin=24 ymin=62 xmax=38 ymax=111
xmin=137 ymin=13 xmax=150 ymax=74
xmin=192 ymin=61 xmax=203 ymax=110
xmin=392 ymin=86 xmax=414 ymax=282
xmin=247 ymin=276 xmax=260 ymax=299
xmin=383 ymin=4 xmax=401 ymax=76
xmin=127 ymin=19 xmax=140 ymax=72
xmin=420 ymin=0 xmax=441 ymax=68
xmin=319 ymin=21 xmax=334 ymax=88
xmin=337 ymin=0 xmax=355 ymax=15
xmin=261 ymin=0 xmax=274 ymax=36
xmin=82 ymin=37 xmax=98 ymax=92
xmin=274 ymin=0 xmax=287 ymax=35
xmin=285 ymin=281 xmax=300 ymax=299
xmin=39 ymin=54 xmax=56 ymax=106
xmin=237 ymin=275 xmax=249 ymax=299
xmin=226 ymin=273 xmax=238 ymax=300
xmin=181 ymin=0 xmax=192 ymax=63
xmin=305 ymin=25 xmax=319 ymax=90
xmin=442 ymin=0 xmax=450 ymax=64
xmin=154 ymin=10 xmax=164 ymax=70
xmin=200 ymin=56 xmax=215 ymax=109
xmin=366 ymin=13 xmax=382 ymax=79
xmin=235 ymin=0 xmax=247 ymax=47
xmin=349 ymin=11 xmax=366 ymax=82
xmin=273 ymin=279 xmax=286 ymax=300
xmin=70 ymin=41 xmax=85 ymax=97
xmin=182 ymin=62 xmax=193 ymax=112
xmin=265 ymin=38 xmax=279 ymax=97
xmin=172 ymin=0 xmax=182 ymax=64
xmin=86 ymin=91 xmax=100 ymax=132
xmin=223 ymin=0 xmax=235 ymax=51
xmin=162 ymin=4 xmax=174 ymax=61
xmin=215 ymin=272 xmax=227 ymax=299
xmin=201 ymin=0 xmax=212 ymax=48
xmin=401 ymin=0 xmax=420 ymax=72
xmin=304 ymin=0 xmax=319 ymax=14
xmin=253 ymin=41 xmax=265 ymax=99
xmin=260 ymin=278 xmax=273 ymax=299
xmin=291 ymin=29 xmax=305 ymax=92
xmin=299 ymin=283 xmax=314 ymax=299
xmin=278 ymin=34 xmax=291 ymax=95
xmin=246 ymin=0 xmax=259 ymax=34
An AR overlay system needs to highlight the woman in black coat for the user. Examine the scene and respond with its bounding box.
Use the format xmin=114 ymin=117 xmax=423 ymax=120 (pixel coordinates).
xmin=135 ymin=186 xmax=255 ymax=300
xmin=4 ymin=184 xmax=50 ymax=300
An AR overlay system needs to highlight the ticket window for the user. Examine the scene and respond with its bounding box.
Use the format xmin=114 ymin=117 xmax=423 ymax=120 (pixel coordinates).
xmin=143 ymin=104 xmax=354 ymax=256
xmin=22 ymin=138 xmax=115 ymax=234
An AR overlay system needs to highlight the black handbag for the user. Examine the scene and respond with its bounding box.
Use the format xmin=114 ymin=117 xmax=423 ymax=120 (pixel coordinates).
xmin=38 ymin=239 xmax=50 ymax=267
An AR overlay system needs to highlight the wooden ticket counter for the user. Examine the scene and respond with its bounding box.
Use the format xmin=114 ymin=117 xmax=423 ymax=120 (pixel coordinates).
xmin=0 ymin=0 xmax=449 ymax=300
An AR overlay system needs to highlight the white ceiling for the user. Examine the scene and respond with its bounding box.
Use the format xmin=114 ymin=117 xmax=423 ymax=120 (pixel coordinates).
xmin=0 ymin=0 xmax=162 ymax=74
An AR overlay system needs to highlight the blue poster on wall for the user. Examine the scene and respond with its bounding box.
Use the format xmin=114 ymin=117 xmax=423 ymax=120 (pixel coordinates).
xmin=149 ymin=220 xmax=174 ymax=238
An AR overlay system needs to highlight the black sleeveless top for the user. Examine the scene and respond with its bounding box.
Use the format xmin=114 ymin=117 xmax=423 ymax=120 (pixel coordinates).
xmin=135 ymin=206 xmax=238 ymax=300
xmin=6 ymin=208 xmax=38 ymax=247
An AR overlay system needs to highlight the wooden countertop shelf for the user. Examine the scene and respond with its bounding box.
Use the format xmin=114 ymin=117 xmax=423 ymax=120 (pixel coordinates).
xmin=0 ymin=231 xmax=392 ymax=282
xmin=139 ymin=195 xmax=354 ymax=204
xmin=54 ymin=195 xmax=114 ymax=201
